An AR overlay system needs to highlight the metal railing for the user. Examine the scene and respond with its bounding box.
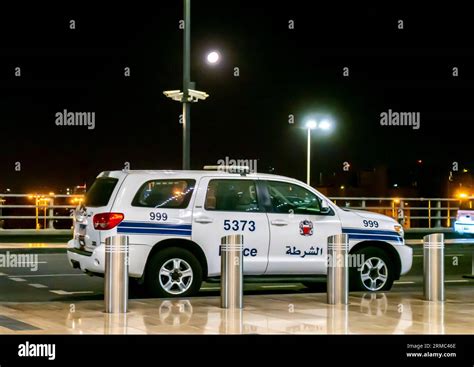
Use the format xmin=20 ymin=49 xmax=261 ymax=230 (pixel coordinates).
xmin=0 ymin=194 xmax=83 ymax=231
xmin=0 ymin=194 xmax=463 ymax=231
xmin=329 ymin=197 xmax=460 ymax=229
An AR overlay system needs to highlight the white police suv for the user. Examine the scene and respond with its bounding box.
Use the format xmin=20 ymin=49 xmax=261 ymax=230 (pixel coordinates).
xmin=67 ymin=169 xmax=413 ymax=297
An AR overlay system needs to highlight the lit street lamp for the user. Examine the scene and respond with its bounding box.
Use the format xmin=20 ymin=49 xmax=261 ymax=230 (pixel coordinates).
xmin=305 ymin=118 xmax=333 ymax=186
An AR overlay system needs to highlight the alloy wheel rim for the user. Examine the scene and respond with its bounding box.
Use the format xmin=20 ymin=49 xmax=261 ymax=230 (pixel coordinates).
xmin=159 ymin=258 xmax=193 ymax=295
xmin=360 ymin=257 xmax=388 ymax=291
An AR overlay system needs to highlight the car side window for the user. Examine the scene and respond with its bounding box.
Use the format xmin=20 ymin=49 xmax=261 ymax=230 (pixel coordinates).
xmin=205 ymin=179 xmax=260 ymax=212
xmin=266 ymin=180 xmax=323 ymax=215
xmin=132 ymin=179 xmax=195 ymax=208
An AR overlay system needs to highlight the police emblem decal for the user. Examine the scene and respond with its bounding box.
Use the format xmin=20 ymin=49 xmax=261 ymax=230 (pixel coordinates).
xmin=299 ymin=220 xmax=313 ymax=236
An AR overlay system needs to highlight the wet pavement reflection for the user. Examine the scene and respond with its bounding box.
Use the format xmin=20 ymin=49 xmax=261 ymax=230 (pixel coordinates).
xmin=0 ymin=286 xmax=472 ymax=334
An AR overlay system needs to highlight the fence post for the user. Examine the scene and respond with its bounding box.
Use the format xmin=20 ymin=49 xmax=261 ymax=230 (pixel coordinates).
xmin=428 ymin=200 xmax=431 ymax=228
xmin=48 ymin=197 xmax=55 ymax=229
xmin=447 ymin=201 xmax=451 ymax=228
xmin=435 ymin=200 xmax=442 ymax=228
xmin=0 ymin=197 xmax=3 ymax=229
xmin=397 ymin=200 xmax=405 ymax=226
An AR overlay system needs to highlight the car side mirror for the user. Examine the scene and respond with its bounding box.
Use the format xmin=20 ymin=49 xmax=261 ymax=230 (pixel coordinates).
xmin=320 ymin=201 xmax=331 ymax=215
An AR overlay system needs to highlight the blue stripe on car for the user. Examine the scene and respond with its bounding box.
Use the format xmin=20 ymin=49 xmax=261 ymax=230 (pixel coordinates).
xmin=117 ymin=221 xmax=192 ymax=236
xmin=342 ymin=227 xmax=401 ymax=237
xmin=118 ymin=221 xmax=191 ymax=230
xmin=117 ymin=227 xmax=191 ymax=236
xmin=344 ymin=233 xmax=403 ymax=243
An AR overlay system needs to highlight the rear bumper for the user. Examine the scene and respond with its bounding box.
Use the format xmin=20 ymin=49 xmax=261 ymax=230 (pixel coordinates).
xmin=67 ymin=239 xmax=105 ymax=275
xmin=67 ymin=239 xmax=151 ymax=278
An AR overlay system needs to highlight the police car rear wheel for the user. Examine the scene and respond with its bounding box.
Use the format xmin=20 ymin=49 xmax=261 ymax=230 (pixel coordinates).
xmin=350 ymin=247 xmax=394 ymax=292
xmin=146 ymin=247 xmax=202 ymax=298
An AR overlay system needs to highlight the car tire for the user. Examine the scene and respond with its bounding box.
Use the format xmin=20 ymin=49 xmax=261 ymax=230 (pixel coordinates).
xmin=145 ymin=247 xmax=202 ymax=298
xmin=350 ymin=247 xmax=394 ymax=292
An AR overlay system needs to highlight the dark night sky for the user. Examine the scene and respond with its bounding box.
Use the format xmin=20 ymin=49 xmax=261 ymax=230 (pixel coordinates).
xmin=0 ymin=3 xmax=473 ymax=194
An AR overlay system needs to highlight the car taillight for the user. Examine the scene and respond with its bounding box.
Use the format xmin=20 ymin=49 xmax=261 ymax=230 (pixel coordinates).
xmin=93 ymin=212 xmax=124 ymax=230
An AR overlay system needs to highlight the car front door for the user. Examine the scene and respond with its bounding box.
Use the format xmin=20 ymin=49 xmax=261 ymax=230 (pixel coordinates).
xmin=262 ymin=180 xmax=342 ymax=274
xmin=192 ymin=177 xmax=270 ymax=276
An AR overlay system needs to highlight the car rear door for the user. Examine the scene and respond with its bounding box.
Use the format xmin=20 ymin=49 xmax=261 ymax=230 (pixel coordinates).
xmin=115 ymin=177 xmax=196 ymax=239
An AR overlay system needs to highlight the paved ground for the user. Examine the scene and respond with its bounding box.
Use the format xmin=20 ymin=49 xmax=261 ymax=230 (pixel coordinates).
xmin=0 ymin=244 xmax=472 ymax=302
xmin=0 ymin=285 xmax=472 ymax=334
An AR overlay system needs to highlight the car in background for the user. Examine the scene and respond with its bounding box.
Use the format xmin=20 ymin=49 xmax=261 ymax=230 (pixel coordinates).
xmin=454 ymin=200 xmax=474 ymax=235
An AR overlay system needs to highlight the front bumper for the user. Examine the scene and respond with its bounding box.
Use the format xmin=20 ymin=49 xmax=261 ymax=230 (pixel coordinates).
xmin=454 ymin=221 xmax=474 ymax=234
xmin=395 ymin=243 xmax=413 ymax=276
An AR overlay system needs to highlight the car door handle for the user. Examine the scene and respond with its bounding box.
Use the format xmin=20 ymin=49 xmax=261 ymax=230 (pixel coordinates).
xmin=194 ymin=217 xmax=214 ymax=224
xmin=271 ymin=219 xmax=289 ymax=226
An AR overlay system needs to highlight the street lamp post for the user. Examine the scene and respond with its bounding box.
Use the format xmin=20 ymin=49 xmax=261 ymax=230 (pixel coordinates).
xmin=306 ymin=120 xmax=317 ymax=185
xmin=163 ymin=0 xmax=210 ymax=170
xmin=305 ymin=119 xmax=332 ymax=186
xmin=182 ymin=0 xmax=191 ymax=170
xmin=307 ymin=128 xmax=310 ymax=185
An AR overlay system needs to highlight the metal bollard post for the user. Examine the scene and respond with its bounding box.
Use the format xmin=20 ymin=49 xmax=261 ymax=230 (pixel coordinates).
xmin=220 ymin=309 xmax=244 ymax=334
xmin=220 ymin=234 xmax=243 ymax=309
xmin=104 ymin=313 xmax=128 ymax=334
xmin=105 ymin=235 xmax=129 ymax=313
xmin=425 ymin=301 xmax=445 ymax=334
xmin=327 ymin=234 xmax=349 ymax=305
xmin=327 ymin=304 xmax=349 ymax=334
xmin=423 ymin=233 xmax=444 ymax=302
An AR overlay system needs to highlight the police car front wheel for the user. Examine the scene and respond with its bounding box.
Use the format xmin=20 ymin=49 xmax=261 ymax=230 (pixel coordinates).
xmin=145 ymin=247 xmax=203 ymax=298
xmin=350 ymin=247 xmax=394 ymax=292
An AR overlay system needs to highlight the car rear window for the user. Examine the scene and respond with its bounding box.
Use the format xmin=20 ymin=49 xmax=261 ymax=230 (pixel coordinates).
xmin=84 ymin=177 xmax=119 ymax=207
xmin=132 ymin=179 xmax=195 ymax=208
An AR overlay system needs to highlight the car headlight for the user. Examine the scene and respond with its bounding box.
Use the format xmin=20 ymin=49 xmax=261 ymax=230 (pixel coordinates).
xmin=394 ymin=225 xmax=404 ymax=235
